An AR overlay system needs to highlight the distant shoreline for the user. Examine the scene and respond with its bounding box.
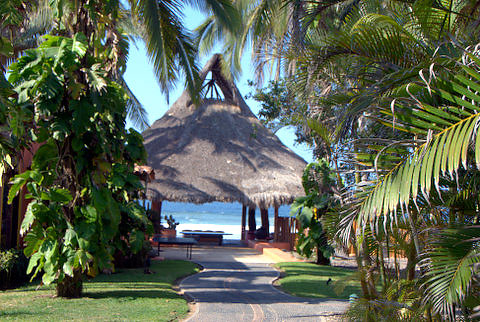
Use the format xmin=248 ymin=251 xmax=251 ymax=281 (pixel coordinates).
xmin=161 ymin=201 xmax=292 ymax=239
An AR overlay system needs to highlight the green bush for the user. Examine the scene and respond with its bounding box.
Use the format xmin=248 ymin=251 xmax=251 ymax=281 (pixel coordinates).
xmin=0 ymin=249 xmax=29 ymax=290
xmin=114 ymin=240 xmax=153 ymax=269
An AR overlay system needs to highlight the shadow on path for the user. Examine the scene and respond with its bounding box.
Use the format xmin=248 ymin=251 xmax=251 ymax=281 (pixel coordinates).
xmin=170 ymin=246 xmax=349 ymax=322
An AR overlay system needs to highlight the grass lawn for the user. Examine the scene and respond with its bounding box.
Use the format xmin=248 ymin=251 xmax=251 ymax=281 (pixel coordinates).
xmin=0 ymin=260 xmax=199 ymax=321
xmin=274 ymin=262 xmax=362 ymax=299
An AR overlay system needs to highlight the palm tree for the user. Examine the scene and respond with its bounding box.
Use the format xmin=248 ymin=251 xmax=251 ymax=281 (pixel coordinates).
xmin=1 ymin=0 xmax=240 ymax=130
xmin=233 ymin=0 xmax=480 ymax=317
xmin=128 ymin=0 xmax=240 ymax=94
xmin=349 ymin=46 xmax=480 ymax=319
xmin=294 ymin=0 xmax=480 ymax=318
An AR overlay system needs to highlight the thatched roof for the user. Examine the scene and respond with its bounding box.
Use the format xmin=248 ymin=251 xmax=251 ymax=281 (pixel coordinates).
xmin=142 ymin=54 xmax=307 ymax=208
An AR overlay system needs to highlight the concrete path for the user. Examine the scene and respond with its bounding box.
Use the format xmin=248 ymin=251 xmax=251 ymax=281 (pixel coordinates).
xmin=159 ymin=246 xmax=349 ymax=321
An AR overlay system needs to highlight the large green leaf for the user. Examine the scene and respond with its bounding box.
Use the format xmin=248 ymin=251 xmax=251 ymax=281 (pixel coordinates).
xmin=129 ymin=230 xmax=145 ymax=253
xmin=8 ymin=171 xmax=43 ymax=204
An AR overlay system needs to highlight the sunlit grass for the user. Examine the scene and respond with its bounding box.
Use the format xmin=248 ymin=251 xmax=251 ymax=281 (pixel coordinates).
xmin=0 ymin=260 xmax=199 ymax=321
xmin=275 ymin=262 xmax=362 ymax=299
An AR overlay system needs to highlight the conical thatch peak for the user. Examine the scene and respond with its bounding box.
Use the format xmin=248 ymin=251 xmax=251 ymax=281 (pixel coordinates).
xmin=143 ymin=54 xmax=306 ymax=208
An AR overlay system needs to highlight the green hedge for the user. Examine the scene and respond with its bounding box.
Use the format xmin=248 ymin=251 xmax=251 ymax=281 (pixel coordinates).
xmin=0 ymin=249 xmax=29 ymax=290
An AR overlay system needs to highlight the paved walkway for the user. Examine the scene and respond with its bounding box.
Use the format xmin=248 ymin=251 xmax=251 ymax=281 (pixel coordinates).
xmin=159 ymin=245 xmax=349 ymax=321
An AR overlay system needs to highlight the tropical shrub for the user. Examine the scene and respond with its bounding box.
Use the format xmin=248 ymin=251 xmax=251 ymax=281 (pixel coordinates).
xmin=345 ymin=297 xmax=427 ymax=322
xmin=291 ymin=159 xmax=336 ymax=264
xmin=114 ymin=240 xmax=153 ymax=269
xmin=343 ymin=47 xmax=480 ymax=319
xmin=7 ymin=33 xmax=149 ymax=297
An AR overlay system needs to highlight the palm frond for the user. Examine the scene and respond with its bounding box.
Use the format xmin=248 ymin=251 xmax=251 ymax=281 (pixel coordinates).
xmin=187 ymin=0 xmax=241 ymax=34
xmin=118 ymin=77 xmax=149 ymax=131
xmin=356 ymin=49 xmax=480 ymax=229
xmin=420 ymin=226 xmax=480 ymax=319
xmin=130 ymin=0 xmax=198 ymax=98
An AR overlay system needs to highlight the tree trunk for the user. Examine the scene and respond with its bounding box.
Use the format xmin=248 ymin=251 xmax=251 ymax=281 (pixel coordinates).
xmin=316 ymin=246 xmax=330 ymax=265
xmin=354 ymin=244 xmax=371 ymax=299
xmin=378 ymin=242 xmax=389 ymax=292
xmin=56 ymin=269 xmax=83 ymax=298
xmin=407 ymin=209 xmax=423 ymax=277
xmin=407 ymin=209 xmax=422 ymax=257
xmin=406 ymin=241 xmax=417 ymax=280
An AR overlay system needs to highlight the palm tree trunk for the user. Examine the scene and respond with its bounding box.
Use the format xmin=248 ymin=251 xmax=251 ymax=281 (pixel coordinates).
xmin=378 ymin=241 xmax=388 ymax=292
xmin=407 ymin=209 xmax=422 ymax=263
xmin=353 ymin=153 xmax=373 ymax=298
xmin=406 ymin=243 xmax=417 ymax=280
xmin=353 ymin=244 xmax=371 ymax=299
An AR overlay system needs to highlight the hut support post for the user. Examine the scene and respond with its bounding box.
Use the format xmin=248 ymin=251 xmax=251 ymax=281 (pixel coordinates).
xmin=274 ymin=206 xmax=279 ymax=242
xmin=241 ymin=205 xmax=246 ymax=240
xmin=151 ymin=200 xmax=163 ymax=234
xmin=260 ymin=208 xmax=269 ymax=236
xmin=248 ymin=207 xmax=256 ymax=232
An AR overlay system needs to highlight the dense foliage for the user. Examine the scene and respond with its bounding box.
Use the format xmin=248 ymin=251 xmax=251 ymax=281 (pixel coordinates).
xmin=205 ymin=0 xmax=480 ymax=319
xmin=6 ymin=33 xmax=150 ymax=297
xmin=0 ymin=0 xmax=239 ymax=298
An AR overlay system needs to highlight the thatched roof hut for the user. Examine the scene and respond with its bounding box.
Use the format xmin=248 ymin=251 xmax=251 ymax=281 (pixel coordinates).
xmin=142 ymin=54 xmax=307 ymax=209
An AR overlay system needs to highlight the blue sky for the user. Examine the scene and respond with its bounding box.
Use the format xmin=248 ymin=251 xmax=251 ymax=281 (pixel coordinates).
xmin=123 ymin=8 xmax=314 ymax=163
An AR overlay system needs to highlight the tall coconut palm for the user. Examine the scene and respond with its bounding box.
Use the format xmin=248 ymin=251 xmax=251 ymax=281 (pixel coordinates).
xmin=129 ymin=0 xmax=240 ymax=93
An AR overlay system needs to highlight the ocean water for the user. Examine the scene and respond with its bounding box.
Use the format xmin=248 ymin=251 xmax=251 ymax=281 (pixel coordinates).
xmin=160 ymin=201 xmax=293 ymax=240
